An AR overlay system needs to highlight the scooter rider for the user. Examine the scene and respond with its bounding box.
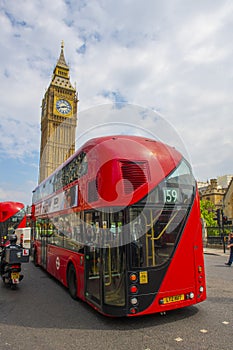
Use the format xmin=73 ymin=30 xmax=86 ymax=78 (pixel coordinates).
xmin=0 ymin=233 xmax=21 ymax=275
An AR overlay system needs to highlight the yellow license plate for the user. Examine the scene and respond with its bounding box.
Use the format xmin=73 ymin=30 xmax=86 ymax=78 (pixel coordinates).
xmin=163 ymin=294 xmax=185 ymax=304
xmin=11 ymin=272 xmax=19 ymax=280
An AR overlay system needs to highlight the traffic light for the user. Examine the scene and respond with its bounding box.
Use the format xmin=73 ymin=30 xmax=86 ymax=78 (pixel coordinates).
xmin=214 ymin=208 xmax=221 ymax=226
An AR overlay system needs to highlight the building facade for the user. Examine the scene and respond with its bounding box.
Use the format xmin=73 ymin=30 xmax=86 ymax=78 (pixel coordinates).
xmin=198 ymin=176 xmax=233 ymax=223
xmin=39 ymin=42 xmax=78 ymax=183
xmin=217 ymin=175 xmax=233 ymax=189
xmin=224 ymin=178 xmax=233 ymax=221
xmin=198 ymin=178 xmax=225 ymax=209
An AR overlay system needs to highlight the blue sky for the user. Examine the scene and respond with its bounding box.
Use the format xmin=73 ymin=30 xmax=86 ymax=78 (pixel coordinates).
xmin=0 ymin=0 xmax=233 ymax=205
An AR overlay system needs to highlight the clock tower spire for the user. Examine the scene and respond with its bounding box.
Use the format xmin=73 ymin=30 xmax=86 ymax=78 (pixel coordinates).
xmin=39 ymin=41 xmax=78 ymax=183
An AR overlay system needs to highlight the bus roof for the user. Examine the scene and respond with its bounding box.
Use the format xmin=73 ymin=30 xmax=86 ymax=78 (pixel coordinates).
xmin=33 ymin=135 xmax=182 ymax=192
xmin=0 ymin=202 xmax=25 ymax=222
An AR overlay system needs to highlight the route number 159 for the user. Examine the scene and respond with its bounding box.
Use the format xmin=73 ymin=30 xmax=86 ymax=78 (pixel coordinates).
xmin=163 ymin=188 xmax=179 ymax=203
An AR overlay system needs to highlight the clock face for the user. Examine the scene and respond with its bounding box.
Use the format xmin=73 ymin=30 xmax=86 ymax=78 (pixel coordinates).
xmin=56 ymin=99 xmax=71 ymax=115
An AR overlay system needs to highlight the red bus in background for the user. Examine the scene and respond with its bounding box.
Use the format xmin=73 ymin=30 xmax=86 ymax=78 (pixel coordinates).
xmin=0 ymin=201 xmax=27 ymax=247
xmin=31 ymin=135 xmax=206 ymax=317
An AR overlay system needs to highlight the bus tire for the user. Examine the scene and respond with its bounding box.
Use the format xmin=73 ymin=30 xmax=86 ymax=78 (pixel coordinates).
xmin=67 ymin=264 xmax=78 ymax=300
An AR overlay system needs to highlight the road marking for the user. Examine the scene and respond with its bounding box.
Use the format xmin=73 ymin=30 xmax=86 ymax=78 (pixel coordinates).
xmin=175 ymin=337 xmax=183 ymax=342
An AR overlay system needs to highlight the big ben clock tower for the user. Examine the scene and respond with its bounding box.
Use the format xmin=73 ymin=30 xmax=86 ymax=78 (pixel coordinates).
xmin=39 ymin=41 xmax=78 ymax=183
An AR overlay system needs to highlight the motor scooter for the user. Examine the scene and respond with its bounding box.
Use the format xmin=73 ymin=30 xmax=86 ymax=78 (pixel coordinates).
xmin=1 ymin=247 xmax=29 ymax=290
xmin=1 ymin=261 xmax=23 ymax=289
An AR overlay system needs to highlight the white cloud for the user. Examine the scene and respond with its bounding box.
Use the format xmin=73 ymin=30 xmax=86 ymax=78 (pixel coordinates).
xmin=0 ymin=0 xmax=233 ymax=203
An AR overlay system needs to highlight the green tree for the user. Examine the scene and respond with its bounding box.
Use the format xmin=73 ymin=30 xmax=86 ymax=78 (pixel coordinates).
xmin=200 ymin=199 xmax=217 ymax=227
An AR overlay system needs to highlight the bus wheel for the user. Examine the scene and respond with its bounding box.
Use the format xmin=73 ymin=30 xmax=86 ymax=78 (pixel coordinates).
xmin=67 ymin=264 xmax=78 ymax=300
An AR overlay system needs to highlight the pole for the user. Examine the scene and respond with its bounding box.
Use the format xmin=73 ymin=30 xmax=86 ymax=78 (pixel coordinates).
xmin=221 ymin=209 xmax=226 ymax=253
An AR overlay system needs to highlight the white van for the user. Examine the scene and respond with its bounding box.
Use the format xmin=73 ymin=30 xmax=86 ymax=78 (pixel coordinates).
xmin=15 ymin=227 xmax=31 ymax=250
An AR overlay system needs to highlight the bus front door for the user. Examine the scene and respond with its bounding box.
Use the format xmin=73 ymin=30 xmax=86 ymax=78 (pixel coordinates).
xmin=102 ymin=245 xmax=126 ymax=308
xmin=40 ymin=219 xmax=49 ymax=269
xmin=85 ymin=245 xmax=126 ymax=313
xmin=85 ymin=245 xmax=101 ymax=306
xmin=41 ymin=235 xmax=47 ymax=269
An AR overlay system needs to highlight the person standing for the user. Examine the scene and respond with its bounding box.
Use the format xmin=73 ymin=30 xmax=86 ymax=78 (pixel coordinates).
xmin=0 ymin=233 xmax=21 ymax=275
xmin=225 ymin=232 xmax=233 ymax=266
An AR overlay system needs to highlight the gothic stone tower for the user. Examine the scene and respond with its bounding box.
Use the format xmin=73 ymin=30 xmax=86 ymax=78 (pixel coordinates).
xmin=39 ymin=42 xmax=78 ymax=183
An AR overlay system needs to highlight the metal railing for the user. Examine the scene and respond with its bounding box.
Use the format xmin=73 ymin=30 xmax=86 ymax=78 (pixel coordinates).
xmin=205 ymin=225 xmax=232 ymax=252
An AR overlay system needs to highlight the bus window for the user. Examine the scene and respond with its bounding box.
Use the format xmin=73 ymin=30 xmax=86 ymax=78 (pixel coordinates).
xmin=130 ymin=205 xmax=189 ymax=268
xmin=129 ymin=160 xmax=195 ymax=269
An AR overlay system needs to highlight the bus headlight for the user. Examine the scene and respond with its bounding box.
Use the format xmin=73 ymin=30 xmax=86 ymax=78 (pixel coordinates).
xmin=199 ymin=286 xmax=204 ymax=293
xmin=130 ymin=297 xmax=138 ymax=305
xmin=186 ymin=292 xmax=195 ymax=299
xmin=189 ymin=292 xmax=195 ymax=299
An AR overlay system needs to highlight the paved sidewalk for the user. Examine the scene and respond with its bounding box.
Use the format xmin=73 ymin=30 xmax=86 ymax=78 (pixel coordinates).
xmin=203 ymin=247 xmax=228 ymax=256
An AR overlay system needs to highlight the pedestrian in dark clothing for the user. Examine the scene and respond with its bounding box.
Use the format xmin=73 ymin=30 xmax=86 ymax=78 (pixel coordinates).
xmin=225 ymin=232 xmax=233 ymax=266
xmin=0 ymin=233 xmax=21 ymax=275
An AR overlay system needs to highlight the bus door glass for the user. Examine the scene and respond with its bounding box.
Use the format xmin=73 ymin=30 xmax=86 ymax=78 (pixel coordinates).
xmin=84 ymin=212 xmax=101 ymax=305
xmin=85 ymin=210 xmax=126 ymax=308
xmin=40 ymin=219 xmax=50 ymax=268
xmin=85 ymin=244 xmax=101 ymax=304
xmin=101 ymin=212 xmax=126 ymax=307
xmin=103 ymin=245 xmax=125 ymax=307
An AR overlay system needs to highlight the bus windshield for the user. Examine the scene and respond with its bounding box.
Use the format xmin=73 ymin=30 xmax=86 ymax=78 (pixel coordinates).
xmin=129 ymin=159 xmax=195 ymax=268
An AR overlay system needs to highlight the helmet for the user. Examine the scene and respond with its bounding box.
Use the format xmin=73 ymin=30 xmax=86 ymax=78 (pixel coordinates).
xmin=8 ymin=233 xmax=17 ymax=244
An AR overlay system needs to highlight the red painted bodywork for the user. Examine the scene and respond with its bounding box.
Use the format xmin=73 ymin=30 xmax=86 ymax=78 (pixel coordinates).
xmin=0 ymin=201 xmax=26 ymax=224
xmin=131 ymin=193 xmax=206 ymax=316
xmin=0 ymin=201 xmax=27 ymax=247
xmin=34 ymin=135 xmax=182 ymax=210
xmin=32 ymin=135 xmax=206 ymax=316
xmin=34 ymin=242 xmax=85 ymax=300
xmin=78 ymin=135 xmax=182 ymax=208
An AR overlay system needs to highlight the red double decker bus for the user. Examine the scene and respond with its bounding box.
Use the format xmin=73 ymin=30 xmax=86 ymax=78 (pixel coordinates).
xmin=31 ymin=135 xmax=206 ymax=317
xmin=0 ymin=201 xmax=27 ymax=247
